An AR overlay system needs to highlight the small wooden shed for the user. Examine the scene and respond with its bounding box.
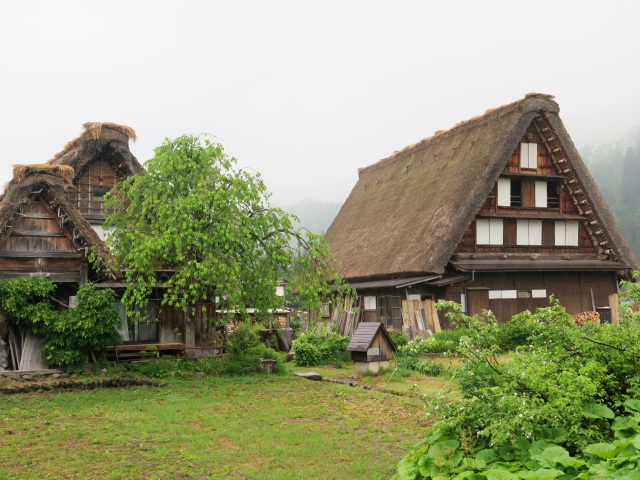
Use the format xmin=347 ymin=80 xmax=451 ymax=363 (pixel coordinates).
xmin=347 ymin=322 xmax=396 ymax=373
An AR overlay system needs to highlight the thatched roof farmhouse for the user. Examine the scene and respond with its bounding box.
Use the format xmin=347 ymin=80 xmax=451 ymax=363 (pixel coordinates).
xmin=326 ymin=93 xmax=638 ymax=333
xmin=0 ymin=121 xmax=143 ymax=285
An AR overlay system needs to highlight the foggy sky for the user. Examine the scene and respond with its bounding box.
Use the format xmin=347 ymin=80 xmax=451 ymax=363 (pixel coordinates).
xmin=1 ymin=1 xmax=639 ymax=206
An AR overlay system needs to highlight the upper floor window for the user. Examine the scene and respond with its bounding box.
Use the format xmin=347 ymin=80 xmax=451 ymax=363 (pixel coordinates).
xmin=520 ymin=143 xmax=538 ymax=169
xmin=555 ymin=221 xmax=579 ymax=246
xmin=497 ymin=178 xmax=522 ymax=207
xmin=477 ymin=218 xmax=503 ymax=245
xmin=517 ymin=220 xmax=542 ymax=246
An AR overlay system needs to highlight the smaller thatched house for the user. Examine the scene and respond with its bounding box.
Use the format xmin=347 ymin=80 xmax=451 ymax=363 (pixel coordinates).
xmin=326 ymin=93 xmax=639 ymax=334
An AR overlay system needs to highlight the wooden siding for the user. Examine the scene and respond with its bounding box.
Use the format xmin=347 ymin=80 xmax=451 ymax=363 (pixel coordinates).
xmin=461 ymin=271 xmax=617 ymax=322
xmin=0 ymin=199 xmax=86 ymax=282
xmin=70 ymin=160 xmax=119 ymax=220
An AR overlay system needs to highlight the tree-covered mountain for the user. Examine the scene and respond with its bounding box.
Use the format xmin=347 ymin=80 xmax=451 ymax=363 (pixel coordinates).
xmin=281 ymin=199 xmax=342 ymax=235
xmin=582 ymin=129 xmax=640 ymax=259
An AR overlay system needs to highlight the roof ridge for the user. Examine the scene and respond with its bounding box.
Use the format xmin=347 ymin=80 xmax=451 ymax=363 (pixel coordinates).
xmin=358 ymin=93 xmax=557 ymax=175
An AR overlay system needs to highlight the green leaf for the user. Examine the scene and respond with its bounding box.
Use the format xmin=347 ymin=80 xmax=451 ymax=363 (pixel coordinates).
xmin=484 ymin=469 xmax=519 ymax=480
xmin=583 ymin=442 xmax=619 ymax=459
xmin=582 ymin=403 xmax=615 ymax=420
xmin=517 ymin=468 xmax=564 ymax=480
xmin=625 ymin=399 xmax=640 ymax=413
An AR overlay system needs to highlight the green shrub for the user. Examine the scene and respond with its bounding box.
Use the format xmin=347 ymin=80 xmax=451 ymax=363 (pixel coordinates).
xmin=292 ymin=328 xmax=350 ymax=367
xmin=397 ymin=328 xmax=472 ymax=356
xmin=395 ymin=356 xmax=445 ymax=376
xmin=494 ymin=312 xmax=543 ymax=352
xmin=224 ymin=325 xmax=285 ymax=375
xmin=395 ymin=399 xmax=640 ymax=480
xmin=427 ymin=299 xmax=640 ymax=450
xmin=389 ymin=331 xmax=408 ymax=348
xmin=226 ymin=324 xmax=263 ymax=357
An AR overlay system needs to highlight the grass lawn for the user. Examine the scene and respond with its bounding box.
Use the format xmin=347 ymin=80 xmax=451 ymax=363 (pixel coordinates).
xmin=0 ymin=363 xmax=454 ymax=480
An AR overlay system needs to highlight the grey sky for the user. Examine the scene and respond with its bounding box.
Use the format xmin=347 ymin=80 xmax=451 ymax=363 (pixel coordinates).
xmin=1 ymin=1 xmax=638 ymax=206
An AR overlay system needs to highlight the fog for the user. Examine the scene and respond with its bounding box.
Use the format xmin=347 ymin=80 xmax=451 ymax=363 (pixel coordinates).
xmin=1 ymin=0 xmax=638 ymax=205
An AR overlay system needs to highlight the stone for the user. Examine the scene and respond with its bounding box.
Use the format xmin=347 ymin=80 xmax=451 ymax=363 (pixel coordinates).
xmin=21 ymin=375 xmax=34 ymax=381
xmin=194 ymin=371 xmax=206 ymax=378
xmin=294 ymin=372 xmax=322 ymax=381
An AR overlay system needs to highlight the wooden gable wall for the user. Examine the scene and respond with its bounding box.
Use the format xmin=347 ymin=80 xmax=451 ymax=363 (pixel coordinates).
xmin=0 ymin=197 xmax=85 ymax=282
xmin=454 ymin=121 xmax=599 ymax=256
xmin=69 ymin=160 xmax=119 ymax=222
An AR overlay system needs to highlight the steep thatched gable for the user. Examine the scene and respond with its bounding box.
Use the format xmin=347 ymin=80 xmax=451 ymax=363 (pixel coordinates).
xmin=48 ymin=122 xmax=143 ymax=182
xmin=0 ymin=166 xmax=111 ymax=272
xmin=325 ymin=93 xmax=638 ymax=281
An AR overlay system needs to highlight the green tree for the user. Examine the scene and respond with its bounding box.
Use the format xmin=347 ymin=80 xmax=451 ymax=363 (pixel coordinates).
xmin=103 ymin=134 xmax=349 ymax=322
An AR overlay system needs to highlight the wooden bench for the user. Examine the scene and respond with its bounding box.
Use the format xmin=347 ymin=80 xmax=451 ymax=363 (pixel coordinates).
xmin=105 ymin=343 xmax=186 ymax=363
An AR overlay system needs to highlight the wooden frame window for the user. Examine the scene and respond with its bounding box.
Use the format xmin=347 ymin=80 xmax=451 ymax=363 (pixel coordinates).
xmin=520 ymin=143 xmax=538 ymax=169
xmin=547 ymin=182 xmax=560 ymax=209
xmin=489 ymin=289 xmax=545 ymax=300
xmin=488 ymin=290 xmax=517 ymax=299
xmin=516 ymin=220 xmax=542 ymax=246
xmin=477 ymin=218 xmax=503 ymax=245
xmin=363 ymin=296 xmax=376 ymax=310
xmin=376 ymin=295 xmax=402 ymax=329
xmin=497 ymin=178 xmax=522 ymax=207
xmin=555 ymin=221 xmax=579 ymax=246
xmin=115 ymin=301 xmax=158 ymax=343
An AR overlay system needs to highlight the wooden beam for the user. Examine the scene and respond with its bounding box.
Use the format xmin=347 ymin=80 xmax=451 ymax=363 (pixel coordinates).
xmin=0 ymin=251 xmax=83 ymax=258
xmin=10 ymin=231 xmax=66 ymax=237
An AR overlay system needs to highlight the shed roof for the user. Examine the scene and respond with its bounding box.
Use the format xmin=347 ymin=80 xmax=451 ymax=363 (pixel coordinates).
xmin=347 ymin=322 xmax=396 ymax=352
xmin=325 ymin=93 xmax=639 ymax=281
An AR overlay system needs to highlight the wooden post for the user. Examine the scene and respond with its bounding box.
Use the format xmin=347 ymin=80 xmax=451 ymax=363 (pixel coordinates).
xmin=608 ymin=293 xmax=619 ymax=325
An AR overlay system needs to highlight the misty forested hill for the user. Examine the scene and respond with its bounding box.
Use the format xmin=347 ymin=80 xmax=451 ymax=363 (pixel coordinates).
xmin=582 ymin=130 xmax=640 ymax=259
xmin=281 ymin=199 xmax=342 ymax=235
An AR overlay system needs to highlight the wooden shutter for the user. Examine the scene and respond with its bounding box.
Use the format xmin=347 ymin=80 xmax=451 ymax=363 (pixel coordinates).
xmin=566 ymin=221 xmax=579 ymax=246
xmin=477 ymin=219 xmax=490 ymax=244
xmin=555 ymin=221 xmax=567 ymax=246
xmin=517 ymin=220 xmax=529 ymax=245
xmin=497 ymin=178 xmax=511 ymax=206
xmin=535 ymin=181 xmax=547 ymax=208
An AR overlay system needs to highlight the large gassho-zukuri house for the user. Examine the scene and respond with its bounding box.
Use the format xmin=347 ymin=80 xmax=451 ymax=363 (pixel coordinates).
xmin=325 ymin=93 xmax=639 ymax=334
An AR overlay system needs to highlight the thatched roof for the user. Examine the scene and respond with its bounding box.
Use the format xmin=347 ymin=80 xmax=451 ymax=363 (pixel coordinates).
xmin=325 ymin=93 xmax=639 ymax=281
xmin=48 ymin=122 xmax=143 ymax=182
xmin=0 ymin=166 xmax=110 ymax=267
